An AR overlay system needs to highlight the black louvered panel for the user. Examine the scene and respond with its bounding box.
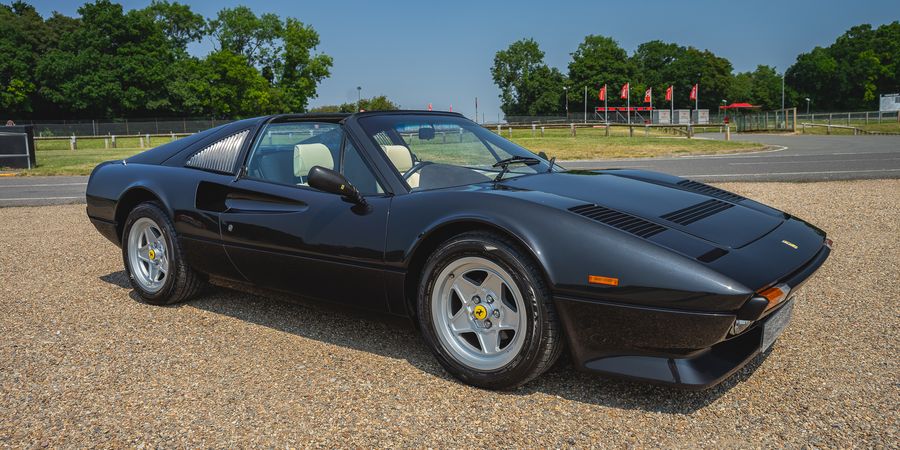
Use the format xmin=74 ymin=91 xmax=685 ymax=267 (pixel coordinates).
xmin=569 ymin=204 xmax=667 ymax=238
xmin=186 ymin=129 xmax=249 ymax=174
xmin=676 ymin=180 xmax=745 ymax=202
xmin=661 ymin=199 xmax=734 ymax=225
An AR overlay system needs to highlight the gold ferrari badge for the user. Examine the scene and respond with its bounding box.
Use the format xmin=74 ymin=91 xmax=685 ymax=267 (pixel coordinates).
xmin=781 ymin=240 xmax=798 ymax=249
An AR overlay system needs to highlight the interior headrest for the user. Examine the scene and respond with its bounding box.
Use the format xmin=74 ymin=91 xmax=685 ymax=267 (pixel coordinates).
xmin=383 ymin=145 xmax=413 ymax=172
xmin=294 ymin=143 xmax=334 ymax=177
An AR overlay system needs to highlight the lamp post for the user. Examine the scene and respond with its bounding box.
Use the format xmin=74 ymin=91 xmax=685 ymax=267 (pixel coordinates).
xmin=721 ymin=99 xmax=727 ymax=123
xmin=563 ymin=86 xmax=569 ymax=120
xmin=356 ymin=86 xmax=362 ymax=112
xmin=805 ymin=97 xmax=811 ymax=115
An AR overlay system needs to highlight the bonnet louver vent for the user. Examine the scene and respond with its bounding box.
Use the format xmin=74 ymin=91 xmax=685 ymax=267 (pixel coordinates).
xmin=676 ymin=180 xmax=745 ymax=203
xmin=661 ymin=199 xmax=733 ymax=225
xmin=569 ymin=204 xmax=666 ymax=238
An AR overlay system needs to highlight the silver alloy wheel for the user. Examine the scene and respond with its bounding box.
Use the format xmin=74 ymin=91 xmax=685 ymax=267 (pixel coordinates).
xmin=127 ymin=217 xmax=169 ymax=293
xmin=431 ymin=256 xmax=527 ymax=371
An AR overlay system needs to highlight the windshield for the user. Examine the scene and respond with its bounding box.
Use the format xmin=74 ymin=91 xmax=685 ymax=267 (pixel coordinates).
xmin=358 ymin=114 xmax=555 ymax=191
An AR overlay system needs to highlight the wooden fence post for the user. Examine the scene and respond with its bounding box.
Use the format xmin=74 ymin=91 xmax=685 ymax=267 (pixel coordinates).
xmin=508 ymin=126 xmax=512 ymax=138
xmin=540 ymin=126 xmax=544 ymax=137
xmin=111 ymin=135 xmax=117 ymax=148
xmin=70 ymin=135 xmax=76 ymax=151
xmin=139 ymin=136 xmax=145 ymax=148
xmin=570 ymin=123 xmax=575 ymax=137
xmin=531 ymin=124 xmax=536 ymax=137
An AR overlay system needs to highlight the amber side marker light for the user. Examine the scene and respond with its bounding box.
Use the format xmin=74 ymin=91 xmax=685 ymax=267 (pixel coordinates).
xmin=588 ymin=275 xmax=619 ymax=286
xmin=759 ymin=283 xmax=791 ymax=310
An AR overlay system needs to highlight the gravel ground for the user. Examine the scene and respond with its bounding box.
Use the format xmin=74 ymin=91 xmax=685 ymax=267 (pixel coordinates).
xmin=1 ymin=180 xmax=897 ymax=447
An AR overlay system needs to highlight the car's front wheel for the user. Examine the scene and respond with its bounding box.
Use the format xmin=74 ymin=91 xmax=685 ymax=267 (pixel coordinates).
xmin=417 ymin=231 xmax=563 ymax=389
xmin=122 ymin=201 xmax=206 ymax=305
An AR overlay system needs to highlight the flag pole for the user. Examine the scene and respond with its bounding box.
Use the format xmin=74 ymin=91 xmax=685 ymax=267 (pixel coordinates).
xmin=649 ymin=88 xmax=653 ymax=121
xmin=475 ymin=97 xmax=478 ymax=123
xmin=584 ymin=86 xmax=587 ymax=124
xmin=695 ymin=82 xmax=699 ymax=124
xmin=604 ymin=84 xmax=608 ymax=124
xmin=627 ymin=84 xmax=631 ymax=125
xmin=670 ymin=85 xmax=674 ymax=123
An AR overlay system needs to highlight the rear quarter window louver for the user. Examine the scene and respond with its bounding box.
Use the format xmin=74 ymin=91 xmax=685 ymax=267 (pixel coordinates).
xmin=677 ymin=180 xmax=745 ymax=203
xmin=185 ymin=129 xmax=250 ymax=174
xmin=569 ymin=204 xmax=667 ymax=238
xmin=661 ymin=199 xmax=733 ymax=225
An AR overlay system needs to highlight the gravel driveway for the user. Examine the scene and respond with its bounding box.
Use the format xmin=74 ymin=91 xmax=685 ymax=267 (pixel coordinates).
xmin=1 ymin=180 xmax=897 ymax=447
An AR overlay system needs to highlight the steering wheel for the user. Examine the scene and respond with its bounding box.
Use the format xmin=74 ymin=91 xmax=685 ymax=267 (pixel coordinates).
xmin=403 ymin=161 xmax=433 ymax=181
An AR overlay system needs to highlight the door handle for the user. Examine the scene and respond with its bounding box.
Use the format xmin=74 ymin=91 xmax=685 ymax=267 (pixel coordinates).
xmin=224 ymin=197 xmax=308 ymax=213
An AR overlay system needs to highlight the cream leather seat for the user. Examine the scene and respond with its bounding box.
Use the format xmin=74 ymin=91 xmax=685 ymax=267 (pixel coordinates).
xmin=383 ymin=144 xmax=419 ymax=188
xmin=293 ymin=143 xmax=334 ymax=184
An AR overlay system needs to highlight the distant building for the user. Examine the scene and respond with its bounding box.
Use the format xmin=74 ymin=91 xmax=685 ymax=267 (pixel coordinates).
xmin=880 ymin=93 xmax=900 ymax=112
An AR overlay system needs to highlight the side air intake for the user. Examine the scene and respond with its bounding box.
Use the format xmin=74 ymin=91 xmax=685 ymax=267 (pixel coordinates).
xmin=676 ymin=180 xmax=745 ymax=203
xmin=569 ymin=204 xmax=667 ymax=238
xmin=661 ymin=199 xmax=734 ymax=225
xmin=186 ymin=129 xmax=249 ymax=174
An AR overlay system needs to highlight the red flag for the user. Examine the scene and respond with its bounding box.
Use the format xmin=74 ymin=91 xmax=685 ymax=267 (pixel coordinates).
xmin=644 ymin=88 xmax=652 ymax=103
xmin=620 ymin=83 xmax=629 ymax=99
xmin=665 ymin=85 xmax=673 ymax=101
xmin=427 ymin=103 xmax=433 ymax=111
xmin=598 ymin=84 xmax=607 ymax=101
xmin=449 ymin=104 xmax=453 ymax=112
xmin=689 ymin=84 xmax=698 ymax=101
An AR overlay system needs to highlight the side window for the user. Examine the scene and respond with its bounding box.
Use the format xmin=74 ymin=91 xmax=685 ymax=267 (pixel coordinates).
xmin=245 ymin=122 xmax=341 ymax=186
xmin=341 ymin=137 xmax=382 ymax=194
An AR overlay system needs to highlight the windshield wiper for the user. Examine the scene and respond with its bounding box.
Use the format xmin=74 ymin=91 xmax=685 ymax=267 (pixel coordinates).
xmin=492 ymin=156 xmax=540 ymax=181
xmin=547 ymin=156 xmax=556 ymax=173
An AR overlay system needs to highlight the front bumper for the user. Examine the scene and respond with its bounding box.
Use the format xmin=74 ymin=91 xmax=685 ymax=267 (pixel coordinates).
xmin=557 ymin=297 xmax=790 ymax=389
xmin=555 ymin=244 xmax=830 ymax=389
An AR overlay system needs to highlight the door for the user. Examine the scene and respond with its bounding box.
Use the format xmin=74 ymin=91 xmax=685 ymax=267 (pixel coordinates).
xmin=217 ymin=120 xmax=391 ymax=311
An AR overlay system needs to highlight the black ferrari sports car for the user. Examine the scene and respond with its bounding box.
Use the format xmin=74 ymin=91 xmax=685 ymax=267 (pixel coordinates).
xmin=86 ymin=111 xmax=831 ymax=390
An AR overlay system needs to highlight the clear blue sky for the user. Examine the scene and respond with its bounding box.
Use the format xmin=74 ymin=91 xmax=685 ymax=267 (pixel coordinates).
xmin=25 ymin=0 xmax=900 ymax=119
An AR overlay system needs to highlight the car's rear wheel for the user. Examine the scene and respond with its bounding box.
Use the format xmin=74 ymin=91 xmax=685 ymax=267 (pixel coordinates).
xmin=122 ymin=202 xmax=206 ymax=305
xmin=417 ymin=231 xmax=563 ymax=389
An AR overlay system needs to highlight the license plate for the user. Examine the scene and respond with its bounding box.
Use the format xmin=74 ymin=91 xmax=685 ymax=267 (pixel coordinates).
xmin=762 ymin=300 xmax=794 ymax=352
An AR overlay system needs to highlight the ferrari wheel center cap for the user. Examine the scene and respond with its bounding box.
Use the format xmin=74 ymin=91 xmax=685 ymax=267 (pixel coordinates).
xmin=473 ymin=304 xmax=487 ymax=320
xmin=148 ymin=248 xmax=156 ymax=261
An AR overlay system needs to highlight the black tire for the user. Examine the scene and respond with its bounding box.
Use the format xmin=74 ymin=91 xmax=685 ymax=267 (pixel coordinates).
xmin=121 ymin=201 xmax=206 ymax=305
xmin=417 ymin=231 xmax=564 ymax=390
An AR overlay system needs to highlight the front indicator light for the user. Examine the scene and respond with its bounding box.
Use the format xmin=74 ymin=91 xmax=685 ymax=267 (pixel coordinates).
xmin=759 ymin=283 xmax=791 ymax=310
xmin=588 ymin=275 xmax=619 ymax=286
xmin=732 ymin=319 xmax=753 ymax=335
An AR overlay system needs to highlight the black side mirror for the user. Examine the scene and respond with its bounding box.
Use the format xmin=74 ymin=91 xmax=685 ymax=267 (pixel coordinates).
xmin=307 ymin=166 xmax=367 ymax=206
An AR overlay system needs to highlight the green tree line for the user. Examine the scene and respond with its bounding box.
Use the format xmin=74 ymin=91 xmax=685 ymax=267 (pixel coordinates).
xmin=0 ymin=0 xmax=332 ymax=118
xmin=493 ymin=22 xmax=900 ymax=116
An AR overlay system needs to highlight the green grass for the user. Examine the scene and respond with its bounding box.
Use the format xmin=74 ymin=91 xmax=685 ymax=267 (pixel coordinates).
xmin=2 ymin=128 xmax=763 ymax=176
xmin=799 ymin=122 xmax=900 ymax=135
xmin=19 ymin=147 xmax=147 ymax=176
xmin=504 ymin=127 xmax=764 ymax=160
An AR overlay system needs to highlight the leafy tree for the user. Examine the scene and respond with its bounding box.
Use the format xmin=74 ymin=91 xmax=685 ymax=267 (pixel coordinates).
xmin=787 ymin=21 xmax=900 ymax=111
xmin=139 ymin=0 xmax=205 ymax=49
xmin=208 ymin=6 xmax=282 ymax=70
xmin=0 ymin=1 xmax=47 ymax=114
xmin=491 ymin=38 xmax=566 ymax=116
xmin=34 ymin=0 xmax=174 ymax=116
xmin=567 ymin=35 xmax=633 ymax=110
xmin=310 ymin=95 xmax=400 ymax=113
xmin=208 ymin=7 xmax=331 ymax=114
